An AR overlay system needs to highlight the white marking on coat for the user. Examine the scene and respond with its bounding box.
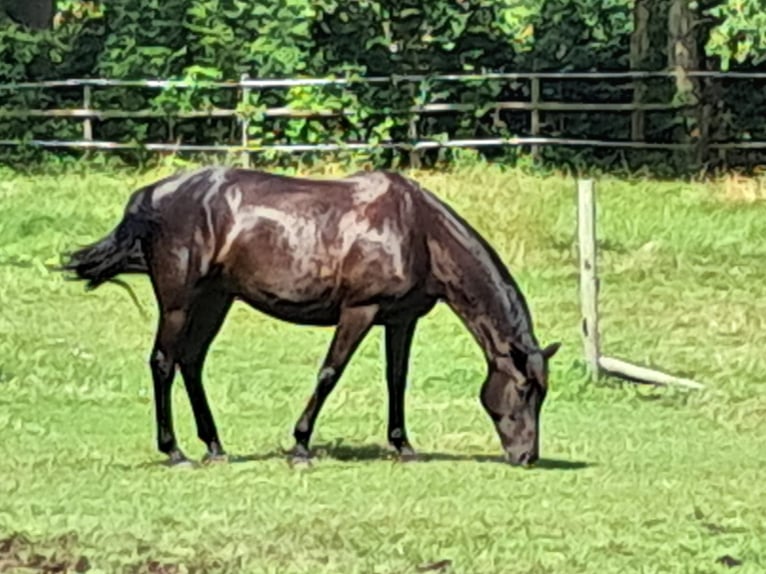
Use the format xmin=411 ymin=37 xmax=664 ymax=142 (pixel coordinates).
xmin=214 ymin=172 xmax=409 ymax=289
xmin=216 ymin=186 xmax=320 ymax=265
xmin=172 ymin=246 xmax=190 ymax=278
xmin=152 ymin=166 xmax=229 ymax=206
xmin=184 ymin=167 xmax=230 ymax=274
xmin=333 ymin=172 xmax=410 ymax=280
xmin=194 ymin=228 xmax=211 ymax=275
xmin=152 ymin=167 xmax=205 ymax=205
xmin=345 ymin=171 xmax=390 ymax=204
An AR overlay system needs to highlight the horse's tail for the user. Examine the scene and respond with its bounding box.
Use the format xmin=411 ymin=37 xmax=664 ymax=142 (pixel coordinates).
xmin=58 ymin=196 xmax=155 ymax=291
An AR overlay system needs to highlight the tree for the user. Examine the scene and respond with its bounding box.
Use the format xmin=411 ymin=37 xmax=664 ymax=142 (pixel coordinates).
xmin=1 ymin=0 xmax=56 ymax=29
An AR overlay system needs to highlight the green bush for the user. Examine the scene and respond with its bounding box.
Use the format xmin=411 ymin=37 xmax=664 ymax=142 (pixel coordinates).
xmin=1 ymin=0 xmax=765 ymax=173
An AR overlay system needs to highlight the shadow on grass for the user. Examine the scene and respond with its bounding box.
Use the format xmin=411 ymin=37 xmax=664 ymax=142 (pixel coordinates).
xmin=122 ymin=442 xmax=591 ymax=471
xmin=228 ymin=442 xmax=592 ymax=471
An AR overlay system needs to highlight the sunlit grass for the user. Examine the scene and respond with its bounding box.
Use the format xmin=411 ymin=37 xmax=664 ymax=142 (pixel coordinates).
xmin=0 ymin=163 xmax=764 ymax=573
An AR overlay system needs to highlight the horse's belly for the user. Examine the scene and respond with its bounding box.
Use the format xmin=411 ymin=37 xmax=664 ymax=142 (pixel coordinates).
xmin=220 ymin=222 xmax=341 ymax=316
xmin=229 ymin=263 xmax=343 ymax=325
xmin=225 ymin=249 xmax=340 ymax=305
xmin=237 ymin=291 xmax=341 ymax=326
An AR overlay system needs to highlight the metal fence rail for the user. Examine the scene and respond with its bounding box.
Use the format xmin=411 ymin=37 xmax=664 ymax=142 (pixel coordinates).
xmin=1 ymin=70 xmax=765 ymax=159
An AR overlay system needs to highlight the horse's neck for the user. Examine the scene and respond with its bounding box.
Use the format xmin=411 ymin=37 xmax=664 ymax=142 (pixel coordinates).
xmin=443 ymin=270 xmax=537 ymax=364
xmin=425 ymin=204 xmax=538 ymax=363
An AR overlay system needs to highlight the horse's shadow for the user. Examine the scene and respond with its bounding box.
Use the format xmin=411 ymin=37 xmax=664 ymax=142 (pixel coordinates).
xmin=227 ymin=441 xmax=592 ymax=471
xmin=125 ymin=441 xmax=591 ymax=471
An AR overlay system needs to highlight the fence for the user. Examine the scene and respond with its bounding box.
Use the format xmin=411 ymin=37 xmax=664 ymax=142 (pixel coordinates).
xmin=2 ymin=70 xmax=766 ymax=163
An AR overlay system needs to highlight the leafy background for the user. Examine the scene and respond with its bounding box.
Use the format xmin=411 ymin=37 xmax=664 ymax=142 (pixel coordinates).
xmin=1 ymin=0 xmax=766 ymax=173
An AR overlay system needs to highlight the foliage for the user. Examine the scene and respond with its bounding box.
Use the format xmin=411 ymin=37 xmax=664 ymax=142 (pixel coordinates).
xmin=524 ymin=0 xmax=632 ymax=71
xmin=705 ymin=0 xmax=766 ymax=69
xmin=2 ymin=166 xmax=766 ymax=572
xmin=2 ymin=1 xmax=766 ymax=172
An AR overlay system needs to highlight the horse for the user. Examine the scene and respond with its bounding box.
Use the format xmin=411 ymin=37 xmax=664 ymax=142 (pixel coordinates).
xmin=59 ymin=166 xmax=560 ymax=467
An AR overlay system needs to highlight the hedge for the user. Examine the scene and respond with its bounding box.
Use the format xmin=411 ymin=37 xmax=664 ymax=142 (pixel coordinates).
xmin=1 ymin=0 xmax=764 ymax=173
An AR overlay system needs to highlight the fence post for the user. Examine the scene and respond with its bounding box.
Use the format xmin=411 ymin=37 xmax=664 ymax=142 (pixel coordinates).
xmin=240 ymin=73 xmax=250 ymax=168
xmin=530 ymin=76 xmax=540 ymax=161
xmin=408 ymin=82 xmax=421 ymax=169
xmin=631 ymin=80 xmax=645 ymax=141
xmin=577 ymin=178 xmax=600 ymax=381
xmin=82 ymin=85 xmax=92 ymax=142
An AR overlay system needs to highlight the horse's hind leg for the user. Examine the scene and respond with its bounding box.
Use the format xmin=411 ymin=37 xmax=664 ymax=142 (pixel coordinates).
xmin=292 ymin=304 xmax=379 ymax=463
xmin=148 ymin=247 xmax=209 ymax=466
xmin=385 ymin=319 xmax=418 ymax=461
xmin=178 ymin=290 xmax=233 ymax=464
xmin=150 ymin=308 xmax=192 ymax=466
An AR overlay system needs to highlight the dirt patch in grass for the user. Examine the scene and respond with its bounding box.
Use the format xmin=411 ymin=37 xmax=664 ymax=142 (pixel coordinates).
xmin=0 ymin=533 xmax=192 ymax=574
xmin=0 ymin=532 xmax=90 ymax=573
xmin=124 ymin=560 xmax=183 ymax=574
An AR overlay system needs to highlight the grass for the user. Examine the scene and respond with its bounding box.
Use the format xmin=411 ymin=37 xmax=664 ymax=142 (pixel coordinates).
xmin=0 ymin=162 xmax=765 ymax=573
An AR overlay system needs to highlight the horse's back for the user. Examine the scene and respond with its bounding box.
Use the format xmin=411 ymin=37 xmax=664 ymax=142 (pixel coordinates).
xmin=144 ymin=167 xmax=431 ymax=324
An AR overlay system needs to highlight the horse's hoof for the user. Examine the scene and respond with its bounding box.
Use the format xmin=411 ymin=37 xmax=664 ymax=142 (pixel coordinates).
xmin=163 ymin=449 xmax=196 ymax=468
xmin=290 ymin=453 xmax=313 ymax=469
xmin=202 ymin=453 xmax=229 ymax=465
xmin=165 ymin=457 xmax=196 ymax=469
xmin=399 ymin=448 xmax=419 ymax=463
xmin=389 ymin=442 xmax=418 ymax=463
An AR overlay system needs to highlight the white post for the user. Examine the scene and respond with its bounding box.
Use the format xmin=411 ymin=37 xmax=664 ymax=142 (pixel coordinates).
xmin=530 ymin=76 xmax=540 ymax=161
xmin=576 ymin=177 xmax=704 ymax=390
xmin=240 ymin=73 xmax=250 ymax=168
xmin=408 ymin=82 xmax=421 ymax=169
xmin=82 ymin=85 xmax=92 ymax=142
xmin=577 ymin=178 xmax=600 ymax=381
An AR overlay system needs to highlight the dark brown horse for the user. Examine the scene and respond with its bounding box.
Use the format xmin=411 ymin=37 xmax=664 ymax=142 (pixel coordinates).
xmin=60 ymin=166 xmax=559 ymax=467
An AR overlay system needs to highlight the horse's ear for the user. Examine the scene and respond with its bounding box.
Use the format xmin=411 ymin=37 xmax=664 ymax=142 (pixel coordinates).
xmin=541 ymin=341 xmax=561 ymax=360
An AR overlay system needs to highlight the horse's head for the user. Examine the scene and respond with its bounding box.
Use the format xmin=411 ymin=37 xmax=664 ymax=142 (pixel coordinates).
xmin=481 ymin=341 xmax=561 ymax=466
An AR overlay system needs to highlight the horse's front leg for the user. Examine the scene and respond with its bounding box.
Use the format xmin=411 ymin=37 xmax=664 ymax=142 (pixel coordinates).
xmin=292 ymin=304 xmax=379 ymax=463
xmin=384 ymin=318 xmax=418 ymax=461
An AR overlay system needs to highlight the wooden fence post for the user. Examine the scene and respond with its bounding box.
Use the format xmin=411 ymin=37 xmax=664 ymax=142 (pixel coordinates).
xmin=82 ymin=85 xmax=92 ymax=142
xmin=408 ymin=82 xmax=421 ymax=169
xmin=577 ymin=178 xmax=600 ymax=381
xmin=631 ymin=80 xmax=646 ymax=142
xmin=530 ymin=76 xmax=540 ymax=161
xmin=240 ymin=73 xmax=250 ymax=168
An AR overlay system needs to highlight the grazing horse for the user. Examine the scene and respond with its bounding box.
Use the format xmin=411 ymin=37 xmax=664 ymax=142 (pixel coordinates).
xmin=60 ymin=166 xmax=560 ymax=467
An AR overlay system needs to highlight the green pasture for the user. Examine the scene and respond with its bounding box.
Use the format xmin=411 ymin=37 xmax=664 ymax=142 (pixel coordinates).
xmin=0 ymin=164 xmax=764 ymax=573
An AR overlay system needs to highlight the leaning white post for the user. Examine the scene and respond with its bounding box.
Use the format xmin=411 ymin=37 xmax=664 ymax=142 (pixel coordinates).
xmin=577 ymin=178 xmax=600 ymax=381
xmin=598 ymin=357 xmax=705 ymax=390
xmin=576 ymin=178 xmax=704 ymax=390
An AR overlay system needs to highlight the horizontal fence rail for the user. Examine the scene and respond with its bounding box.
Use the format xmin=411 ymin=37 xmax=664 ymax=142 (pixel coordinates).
xmin=1 ymin=70 xmax=765 ymax=159
xmin=3 ymin=69 xmax=766 ymax=91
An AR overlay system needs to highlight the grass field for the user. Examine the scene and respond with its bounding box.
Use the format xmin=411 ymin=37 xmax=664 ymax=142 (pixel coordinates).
xmin=1 ymin=163 xmax=765 ymax=573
